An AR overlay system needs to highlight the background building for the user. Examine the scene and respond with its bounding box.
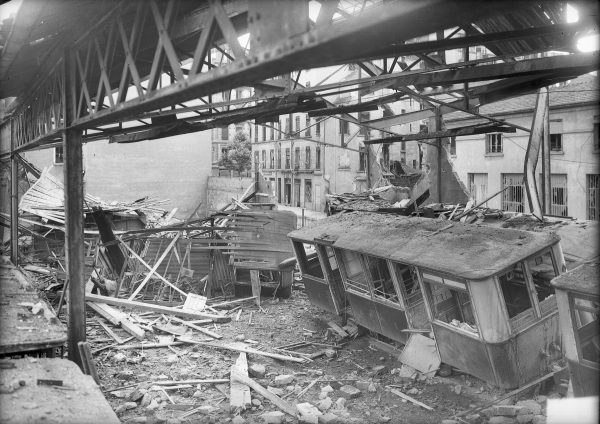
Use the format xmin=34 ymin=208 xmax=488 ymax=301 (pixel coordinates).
xmin=446 ymin=74 xmax=599 ymax=220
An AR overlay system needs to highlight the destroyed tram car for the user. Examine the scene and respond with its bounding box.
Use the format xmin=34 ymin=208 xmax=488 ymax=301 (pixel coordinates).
xmin=288 ymin=212 xmax=566 ymax=389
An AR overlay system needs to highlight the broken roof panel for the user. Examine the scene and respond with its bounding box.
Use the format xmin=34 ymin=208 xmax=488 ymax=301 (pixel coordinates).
xmin=551 ymin=261 xmax=600 ymax=297
xmin=288 ymin=212 xmax=560 ymax=280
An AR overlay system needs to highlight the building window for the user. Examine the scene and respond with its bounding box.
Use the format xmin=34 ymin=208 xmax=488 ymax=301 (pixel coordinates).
xmin=221 ymin=126 xmax=228 ymax=141
xmin=262 ymin=126 xmax=266 ymax=141
xmin=486 ymin=133 xmax=502 ymax=154
xmin=285 ymin=148 xmax=290 ymax=169
xmin=412 ymin=159 xmax=417 ymax=169
xmin=278 ymin=121 xmax=282 ymax=140
xmin=269 ymin=149 xmax=274 ymax=169
xmin=54 ymin=146 xmax=64 ymax=164
xmin=261 ymin=150 xmax=266 ymax=169
xmin=339 ymin=119 xmax=349 ymax=135
xmin=468 ymin=173 xmax=488 ymax=206
xmin=400 ymin=141 xmax=406 ymax=152
xmin=305 ymin=146 xmax=311 ymax=169
xmin=295 ymin=116 xmax=301 ymax=135
xmin=359 ymin=112 xmax=370 ymax=139
xmin=305 ymin=179 xmax=312 ymax=204
xmin=211 ymin=145 xmax=217 ymax=163
xmin=587 ymin=174 xmax=600 ymax=221
xmin=316 ymin=146 xmax=321 ymax=170
xmin=550 ymin=174 xmax=568 ymax=216
xmin=359 ymin=144 xmax=366 ymax=172
xmin=294 ymin=146 xmax=300 ymax=169
xmin=382 ymin=144 xmax=390 ymax=169
xmin=285 ymin=118 xmax=290 ymax=138
xmin=594 ymin=123 xmax=599 ymax=152
xmin=270 ymin=126 xmax=275 ymax=140
xmin=254 ymin=151 xmax=259 ymax=169
xmin=305 ymin=116 xmax=311 ymax=137
xmin=450 ymin=136 xmax=456 ymax=156
xmin=316 ymin=120 xmax=321 ymax=137
xmin=550 ymin=134 xmax=562 ymax=152
xmin=276 ymin=147 xmax=282 ymax=169
xmin=502 ymin=174 xmax=525 ymax=213
xmin=254 ymin=124 xmax=258 ymax=142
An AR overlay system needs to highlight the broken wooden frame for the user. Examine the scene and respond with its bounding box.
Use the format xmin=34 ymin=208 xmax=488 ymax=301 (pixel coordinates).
xmin=551 ymin=262 xmax=600 ymax=397
xmin=289 ymin=213 xmax=567 ymax=389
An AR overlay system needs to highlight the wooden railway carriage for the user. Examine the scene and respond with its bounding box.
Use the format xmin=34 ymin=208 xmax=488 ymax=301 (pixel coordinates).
xmin=288 ymin=212 xmax=566 ymax=388
xmin=551 ymin=262 xmax=599 ymax=397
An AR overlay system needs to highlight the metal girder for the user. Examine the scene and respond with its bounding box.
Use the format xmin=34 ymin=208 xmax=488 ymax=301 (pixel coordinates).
xmin=364 ymin=21 xmax=587 ymax=60
xmin=10 ymin=0 xmax=505 ymax=138
xmin=363 ymin=123 xmax=516 ymax=145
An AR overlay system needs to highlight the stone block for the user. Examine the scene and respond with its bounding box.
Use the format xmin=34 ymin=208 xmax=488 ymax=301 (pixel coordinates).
xmin=273 ymin=374 xmax=294 ymax=386
xmin=488 ymin=417 xmax=516 ymax=424
xmin=516 ymin=400 xmax=542 ymax=416
xmin=339 ymin=385 xmax=361 ymax=399
xmin=298 ymin=402 xmax=322 ymax=424
xmin=318 ymin=413 xmax=341 ymax=424
xmin=494 ymin=405 xmax=523 ymax=416
xmin=516 ymin=414 xmax=534 ymax=424
xmin=317 ymin=397 xmax=333 ymax=412
xmin=260 ymin=411 xmax=285 ymax=424
xmin=249 ymin=364 xmax=267 ymax=378
xmin=531 ymin=415 xmax=546 ymax=424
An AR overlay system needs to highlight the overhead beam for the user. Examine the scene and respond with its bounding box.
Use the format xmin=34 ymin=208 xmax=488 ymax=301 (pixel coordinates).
xmin=65 ymin=0 xmax=507 ymax=129
xmin=363 ymin=123 xmax=516 ymax=144
xmin=364 ymin=21 xmax=585 ymax=60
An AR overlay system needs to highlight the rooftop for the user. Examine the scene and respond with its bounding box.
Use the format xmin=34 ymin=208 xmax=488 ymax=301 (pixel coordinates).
xmin=288 ymin=212 xmax=560 ymax=280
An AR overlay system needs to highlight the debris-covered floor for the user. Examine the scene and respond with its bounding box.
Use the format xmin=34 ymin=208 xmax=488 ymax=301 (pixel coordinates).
xmin=34 ymin=281 xmax=558 ymax=424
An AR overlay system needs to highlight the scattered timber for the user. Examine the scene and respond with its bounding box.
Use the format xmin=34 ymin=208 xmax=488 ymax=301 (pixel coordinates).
xmin=86 ymin=293 xmax=230 ymax=322
xmin=231 ymin=372 xmax=297 ymax=416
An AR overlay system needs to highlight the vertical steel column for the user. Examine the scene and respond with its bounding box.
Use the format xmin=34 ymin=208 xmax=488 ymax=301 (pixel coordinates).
xmin=10 ymin=151 xmax=19 ymax=265
xmin=542 ymin=92 xmax=551 ymax=215
xmin=435 ymin=107 xmax=443 ymax=203
xmin=62 ymin=47 xmax=86 ymax=368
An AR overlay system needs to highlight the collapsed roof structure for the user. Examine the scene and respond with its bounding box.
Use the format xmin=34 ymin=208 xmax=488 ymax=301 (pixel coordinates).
xmin=0 ymin=0 xmax=598 ymax=401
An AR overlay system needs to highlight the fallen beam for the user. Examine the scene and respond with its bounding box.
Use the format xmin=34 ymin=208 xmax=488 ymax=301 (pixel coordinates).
xmin=86 ymin=302 xmax=145 ymax=340
xmin=177 ymin=338 xmax=308 ymax=363
xmin=231 ymin=372 xmax=297 ymax=416
xmin=151 ymin=379 xmax=229 ymax=386
xmin=169 ymin=316 xmax=223 ymax=339
xmin=86 ymin=293 xmax=230 ymax=323
xmin=230 ymin=353 xmax=252 ymax=412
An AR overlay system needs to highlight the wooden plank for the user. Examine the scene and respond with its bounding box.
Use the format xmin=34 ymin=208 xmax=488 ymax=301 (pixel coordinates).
xmin=389 ymin=388 xmax=434 ymax=410
xmin=86 ymin=293 xmax=230 ymax=322
xmin=169 ymin=316 xmax=222 ymax=339
xmin=77 ymin=341 xmax=100 ymax=385
xmin=209 ymin=296 xmax=256 ymax=309
xmin=230 ymin=352 xmax=252 ymax=412
xmin=177 ymin=339 xmax=308 ymax=363
xmin=230 ymin=372 xmax=297 ymax=416
xmin=86 ymin=302 xmax=146 ymax=340
xmin=127 ymin=233 xmax=184 ymax=300
xmin=95 ymin=317 xmax=125 ymax=344
xmin=327 ymin=321 xmax=349 ymax=338
xmin=250 ymin=270 xmax=261 ymax=307
xmin=152 ymin=378 xmax=229 ymax=386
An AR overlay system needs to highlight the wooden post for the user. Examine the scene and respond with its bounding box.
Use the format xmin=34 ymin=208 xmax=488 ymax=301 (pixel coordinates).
xmin=543 ymin=91 xmax=551 ymax=214
xmin=63 ymin=47 xmax=86 ymax=368
xmin=10 ymin=151 xmax=19 ymax=265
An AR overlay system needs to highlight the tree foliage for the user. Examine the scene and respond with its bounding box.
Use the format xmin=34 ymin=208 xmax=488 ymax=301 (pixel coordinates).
xmin=218 ymin=131 xmax=252 ymax=174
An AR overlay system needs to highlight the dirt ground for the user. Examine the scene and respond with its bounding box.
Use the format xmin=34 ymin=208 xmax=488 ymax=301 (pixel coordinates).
xmin=60 ymin=282 xmax=527 ymax=424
